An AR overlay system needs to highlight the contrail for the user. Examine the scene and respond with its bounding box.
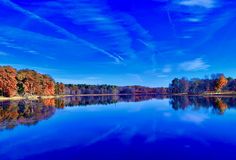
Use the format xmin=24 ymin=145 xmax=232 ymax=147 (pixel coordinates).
xmin=1 ymin=0 xmax=123 ymax=63
xmin=166 ymin=7 xmax=177 ymax=38
xmin=138 ymin=39 xmax=161 ymax=70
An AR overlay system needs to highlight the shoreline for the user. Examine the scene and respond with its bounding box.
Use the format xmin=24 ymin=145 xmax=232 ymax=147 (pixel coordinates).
xmin=0 ymin=93 xmax=158 ymax=101
xmin=169 ymin=92 xmax=236 ymax=97
xmin=1 ymin=92 xmax=236 ymax=101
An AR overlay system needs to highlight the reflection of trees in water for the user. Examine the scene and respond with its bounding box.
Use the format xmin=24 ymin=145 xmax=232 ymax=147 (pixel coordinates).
xmin=1 ymin=95 xmax=235 ymax=131
xmin=170 ymin=96 xmax=234 ymax=114
xmin=63 ymin=95 xmax=167 ymax=107
xmin=0 ymin=100 xmax=56 ymax=130
xmin=0 ymin=95 xmax=165 ymax=130
xmin=213 ymin=98 xmax=228 ymax=115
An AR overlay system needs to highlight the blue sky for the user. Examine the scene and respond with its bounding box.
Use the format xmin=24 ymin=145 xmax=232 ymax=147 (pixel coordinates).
xmin=0 ymin=0 xmax=236 ymax=87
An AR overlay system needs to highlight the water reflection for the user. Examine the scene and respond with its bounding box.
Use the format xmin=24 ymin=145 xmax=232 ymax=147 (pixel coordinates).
xmin=1 ymin=95 xmax=236 ymax=131
xmin=170 ymin=96 xmax=234 ymax=114
xmin=0 ymin=95 xmax=163 ymax=130
xmin=0 ymin=100 xmax=56 ymax=130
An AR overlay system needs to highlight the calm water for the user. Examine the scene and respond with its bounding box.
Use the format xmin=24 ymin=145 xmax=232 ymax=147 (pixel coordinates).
xmin=1 ymin=95 xmax=236 ymax=160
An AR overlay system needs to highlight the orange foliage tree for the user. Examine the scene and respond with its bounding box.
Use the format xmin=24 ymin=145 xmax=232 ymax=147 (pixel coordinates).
xmin=42 ymin=75 xmax=55 ymax=96
xmin=215 ymin=75 xmax=228 ymax=92
xmin=17 ymin=70 xmax=55 ymax=96
xmin=0 ymin=66 xmax=17 ymax=97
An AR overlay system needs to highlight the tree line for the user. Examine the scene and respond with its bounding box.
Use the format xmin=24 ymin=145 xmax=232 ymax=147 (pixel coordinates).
xmin=168 ymin=74 xmax=231 ymax=94
xmin=1 ymin=66 xmax=235 ymax=97
xmin=64 ymin=84 xmax=158 ymax=95
xmin=0 ymin=66 xmax=158 ymax=97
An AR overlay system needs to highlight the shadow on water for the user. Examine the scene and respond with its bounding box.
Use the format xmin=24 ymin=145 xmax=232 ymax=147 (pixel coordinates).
xmin=0 ymin=95 xmax=236 ymax=131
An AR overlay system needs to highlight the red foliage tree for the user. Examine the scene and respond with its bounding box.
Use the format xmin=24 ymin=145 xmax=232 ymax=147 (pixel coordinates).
xmin=0 ymin=66 xmax=17 ymax=97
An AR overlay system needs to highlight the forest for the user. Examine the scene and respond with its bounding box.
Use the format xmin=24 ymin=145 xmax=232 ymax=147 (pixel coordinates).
xmin=168 ymin=74 xmax=233 ymax=95
xmin=64 ymin=84 xmax=158 ymax=95
xmin=0 ymin=66 xmax=158 ymax=97
xmin=0 ymin=65 xmax=236 ymax=97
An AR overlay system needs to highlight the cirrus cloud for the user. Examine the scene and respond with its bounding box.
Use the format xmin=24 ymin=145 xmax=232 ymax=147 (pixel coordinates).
xmin=177 ymin=0 xmax=217 ymax=9
xmin=0 ymin=51 xmax=8 ymax=56
xmin=179 ymin=58 xmax=210 ymax=71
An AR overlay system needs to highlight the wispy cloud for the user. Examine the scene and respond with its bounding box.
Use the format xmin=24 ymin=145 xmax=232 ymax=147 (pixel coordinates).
xmin=45 ymin=1 xmax=158 ymax=63
xmin=166 ymin=7 xmax=177 ymax=38
xmin=0 ymin=51 xmax=8 ymax=56
xmin=56 ymin=76 xmax=103 ymax=85
xmin=118 ymin=13 xmax=156 ymax=49
xmin=0 ymin=37 xmax=40 ymax=55
xmin=162 ymin=65 xmax=172 ymax=73
xmin=156 ymin=74 xmax=168 ymax=78
xmin=177 ymin=0 xmax=217 ymax=9
xmin=61 ymin=0 xmax=135 ymax=59
xmin=118 ymin=13 xmax=158 ymax=68
xmin=1 ymin=0 xmax=123 ymax=63
xmin=126 ymin=74 xmax=144 ymax=83
xmin=179 ymin=35 xmax=192 ymax=39
xmin=45 ymin=56 xmax=56 ymax=60
xmin=184 ymin=17 xmax=202 ymax=22
xmin=179 ymin=58 xmax=210 ymax=71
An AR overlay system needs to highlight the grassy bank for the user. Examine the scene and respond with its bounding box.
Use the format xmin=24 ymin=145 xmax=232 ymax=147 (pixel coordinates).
xmin=169 ymin=92 xmax=236 ymax=97
xmin=2 ymin=92 xmax=236 ymax=101
xmin=0 ymin=95 xmax=73 ymax=101
xmin=0 ymin=93 xmax=158 ymax=101
xmin=202 ymin=91 xmax=236 ymax=95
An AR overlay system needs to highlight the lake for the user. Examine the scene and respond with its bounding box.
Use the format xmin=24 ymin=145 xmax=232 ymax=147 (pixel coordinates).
xmin=1 ymin=95 xmax=236 ymax=160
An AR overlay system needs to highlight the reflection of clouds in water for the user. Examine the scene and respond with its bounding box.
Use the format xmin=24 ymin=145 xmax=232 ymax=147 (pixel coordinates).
xmin=3 ymin=96 xmax=236 ymax=160
xmin=181 ymin=113 xmax=209 ymax=124
xmin=86 ymin=124 xmax=121 ymax=146
xmin=118 ymin=127 xmax=138 ymax=144
xmin=163 ymin=112 xmax=172 ymax=117
xmin=145 ymin=119 xmax=158 ymax=143
xmin=146 ymin=134 xmax=158 ymax=143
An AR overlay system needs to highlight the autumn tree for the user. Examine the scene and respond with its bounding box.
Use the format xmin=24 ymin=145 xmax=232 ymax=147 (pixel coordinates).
xmin=41 ymin=74 xmax=55 ymax=96
xmin=17 ymin=70 xmax=40 ymax=95
xmin=17 ymin=70 xmax=55 ymax=96
xmin=0 ymin=66 xmax=17 ymax=97
xmin=55 ymin=82 xmax=65 ymax=95
xmin=215 ymin=75 xmax=228 ymax=92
